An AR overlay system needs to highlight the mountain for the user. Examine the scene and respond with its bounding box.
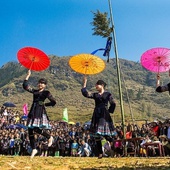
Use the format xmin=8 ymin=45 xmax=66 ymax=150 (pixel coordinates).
xmin=0 ymin=56 xmax=170 ymax=124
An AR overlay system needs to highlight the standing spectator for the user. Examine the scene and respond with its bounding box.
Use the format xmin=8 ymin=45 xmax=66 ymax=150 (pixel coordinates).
xmin=65 ymin=135 xmax=71 ymax=156
xmin=71 ymin=139 xmax=79 ymax=156
xmin=9 ymin=134 xmax=15 ymax=155
xmin=14 ymin=133 xmax=22 ymax=156
xmin=19 ymin=128 xmax=27 ymax=156
xmin=22 ymin=70 xmax=56 ymax=158
xmin=58 ymin=133 xmax=66 ymax=157
xmin=69 ymin=127 xmax=78 ymax=139
xmin=150 ymin=122 xmax=159 ymax=137
xmin=1 ymin=134 xmax=9 ymax=155
xmin=23 ymin=135 xmax=30 ymax=156
xmin=132 ymin=125 xmax=141 ymax=138
xmin=167 ymin=121 xmax=170 ymax=141
xmin=81 ymin=77 xmax=116 ymax=159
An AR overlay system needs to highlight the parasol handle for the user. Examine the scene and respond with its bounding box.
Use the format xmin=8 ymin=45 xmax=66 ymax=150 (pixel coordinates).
xmin=29 ymin=57 xmax=35 ymax=70
xmin=156 ymin=73 xmax=160 ymax=87
xmin=29 ymin=61 xmax=34 ymax=70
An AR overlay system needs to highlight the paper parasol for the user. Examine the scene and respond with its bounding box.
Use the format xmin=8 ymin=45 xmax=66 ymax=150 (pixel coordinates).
xmin=17 ymin=47 xmax=50 ymax=71
xmin=3 ymin=102 xmax=16 ymax=107
xmin=69 ymin=53 xmax=105 ymax=75
xmin=140 ymin=47 xmax=170 ymax=86
xmin=140 ymin=47 xmax=170 ymax=73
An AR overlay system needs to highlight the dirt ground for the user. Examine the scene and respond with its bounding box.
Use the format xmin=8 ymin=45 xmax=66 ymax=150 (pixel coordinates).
xmin=0 ymin=156 xmax=170 ymax=170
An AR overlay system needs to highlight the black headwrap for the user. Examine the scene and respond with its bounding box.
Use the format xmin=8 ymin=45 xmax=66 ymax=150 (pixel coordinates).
xmin=38 ymin=78 xmax=47 ymax=85
xmin=96 ymin=80 xmax=107 ymax=87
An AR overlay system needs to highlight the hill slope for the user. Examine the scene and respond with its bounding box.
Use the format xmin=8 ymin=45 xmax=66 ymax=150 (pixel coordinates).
xmin=0 ymin=56 xmax=170 ymax=124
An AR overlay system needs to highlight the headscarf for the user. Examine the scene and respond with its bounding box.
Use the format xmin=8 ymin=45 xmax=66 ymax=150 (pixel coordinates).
xmin=38 ymin=78 xmax=47 ymax=85
xmin=96 ymin=80 xmax=107 ymax=88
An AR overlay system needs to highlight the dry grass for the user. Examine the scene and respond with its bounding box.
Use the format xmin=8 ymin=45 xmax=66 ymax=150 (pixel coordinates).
xmin=0 ymin=156 xmax=170 ymax=170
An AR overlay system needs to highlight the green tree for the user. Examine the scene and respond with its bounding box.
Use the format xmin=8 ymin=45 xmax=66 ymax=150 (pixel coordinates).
xmin=141 ymin=102 xmax=146 ymax=114
xmin=146 ymin=104 xmax=152 ymax=118
xmin=91 ymin=10 xmax=113 ymax=38
xmin=136 ymin=88 xmax=143 ymax=100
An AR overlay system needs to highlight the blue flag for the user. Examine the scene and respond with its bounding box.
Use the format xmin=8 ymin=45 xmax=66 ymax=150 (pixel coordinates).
xmin=91 ymin=37 xmax=112 ymax=62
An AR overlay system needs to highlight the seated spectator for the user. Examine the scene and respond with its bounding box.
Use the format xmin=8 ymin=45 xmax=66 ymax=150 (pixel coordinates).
xmin=140 ymin=135 xmax=151 ymax=157
xmin=39 ymin=136 xmax=48 ymax=157
xmin=77 ymin=139 xmax=91 ymax=157
xmin=159 ymin=135 xmax=170 ymax=156
xmin=102 ymin=140 xmax=114 ymax=157
xmin=151 ymin=136 xmax=161 ymax=156
xmin=126 ymin=141 xmax=135 ymax=155
xmin=113 ymin=136 xmax=123 ymax=157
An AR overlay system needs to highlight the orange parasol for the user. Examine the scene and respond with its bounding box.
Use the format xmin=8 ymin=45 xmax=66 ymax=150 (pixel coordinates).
xmin=17 ymin=47 xmax=50 ymax=71
xmin=69 ymin=53 xmax=105 ymax=75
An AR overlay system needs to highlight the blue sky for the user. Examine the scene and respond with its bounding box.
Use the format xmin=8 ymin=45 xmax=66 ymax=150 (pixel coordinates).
xmin=0 ymin=0 xmax=170 ymax=67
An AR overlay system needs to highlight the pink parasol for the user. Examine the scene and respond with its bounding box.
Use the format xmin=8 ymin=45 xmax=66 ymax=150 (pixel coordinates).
xmin=140 ymin=47 xmax=170 ymax=86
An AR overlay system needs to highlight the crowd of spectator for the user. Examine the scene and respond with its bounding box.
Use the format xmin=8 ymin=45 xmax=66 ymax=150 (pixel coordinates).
xmin=0 ymin=106 xmax=170 ymax=157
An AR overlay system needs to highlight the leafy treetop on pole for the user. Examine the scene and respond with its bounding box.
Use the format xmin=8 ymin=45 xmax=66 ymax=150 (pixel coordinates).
xmin=91 ymin=10 xmax=113 ymax=38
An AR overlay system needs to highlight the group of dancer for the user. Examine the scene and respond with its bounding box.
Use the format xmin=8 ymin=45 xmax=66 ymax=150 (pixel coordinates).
xmin=23 ymin=68 xmax=169 ymax=159
xmin=23 ymin=70 xmax=116 ymax=159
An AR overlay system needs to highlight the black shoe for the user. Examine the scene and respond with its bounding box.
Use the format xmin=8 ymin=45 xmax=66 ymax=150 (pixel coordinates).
xmin=98 ymin=154 xmax=103 ymax=159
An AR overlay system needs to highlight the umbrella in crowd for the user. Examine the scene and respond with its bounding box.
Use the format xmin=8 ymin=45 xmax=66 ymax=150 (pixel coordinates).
xmin=83 ymin=121 xmax=91 ymax=130
xmin=6 ymin=124 xmax=21 ymax=129
xmin=69 ymin=53 xmax=105 ymax=75
xmin=17 ymin=46 xmax=50 ymax=71
xmin=68 ymin=121 xmax=75 ymax=125
xmin=3 ymin=102 xmax=16 ymax=107
xmin=6 ymin=124 xmax=27 ymax=130
xmin=140 ymin=47 xmax=170 ymax=86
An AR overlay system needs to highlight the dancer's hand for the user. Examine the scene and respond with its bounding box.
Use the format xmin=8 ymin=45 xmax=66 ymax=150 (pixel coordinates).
xmin=26 ymin=70 xmax=31 ymax=80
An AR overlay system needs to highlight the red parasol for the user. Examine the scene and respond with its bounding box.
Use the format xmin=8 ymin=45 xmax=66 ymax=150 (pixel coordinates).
xmin=17 ymin=47 xmax=50 ymax=71
xmin=140 ymin=47 xmax=170 ymax=86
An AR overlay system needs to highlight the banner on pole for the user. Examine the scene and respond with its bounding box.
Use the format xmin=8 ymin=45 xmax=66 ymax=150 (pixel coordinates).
xmin=22 ymin=103 xmax=28 ymax=116
xmin=62 ymin=108 xmax=68 ymax=122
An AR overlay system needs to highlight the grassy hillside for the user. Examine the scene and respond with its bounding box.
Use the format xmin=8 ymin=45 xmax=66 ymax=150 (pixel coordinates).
xmin=0 ymin=56 xmax=170 ymax=124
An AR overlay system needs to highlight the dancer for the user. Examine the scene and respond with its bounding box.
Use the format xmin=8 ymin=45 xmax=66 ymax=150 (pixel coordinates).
xmin=23 ymin=70 xmax=56 ymax=158
xmin=81 ymin=76 xmax=116 ymax=158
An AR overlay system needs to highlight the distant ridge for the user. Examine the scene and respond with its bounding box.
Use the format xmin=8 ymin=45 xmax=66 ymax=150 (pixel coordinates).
xmin=0 ymin=55 xmax=170 ymax=123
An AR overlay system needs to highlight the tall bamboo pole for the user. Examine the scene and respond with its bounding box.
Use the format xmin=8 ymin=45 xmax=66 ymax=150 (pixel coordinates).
xmin=108 ymin=0 xmax=125 ymax=138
